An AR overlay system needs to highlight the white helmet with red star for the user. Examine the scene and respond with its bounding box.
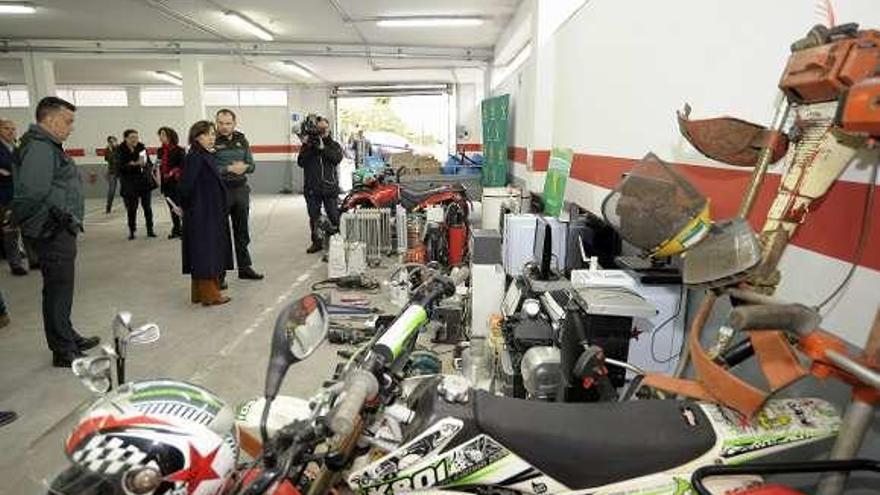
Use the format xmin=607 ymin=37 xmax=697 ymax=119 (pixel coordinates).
xmin=51 ymin=380 xmax=238 ymax=495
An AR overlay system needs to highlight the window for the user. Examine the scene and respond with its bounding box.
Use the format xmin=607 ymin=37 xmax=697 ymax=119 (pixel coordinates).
xmin=0 ymin=86 xmax=29 ymax=108
xmin=205 ymin=86 xmax=287 ymax=107
xmin=204 ymin=87 xmax=238 ymax=106
xmin=140 ymin=87 xmax=183 ymax=107
xmin=56 ymin=86 xmax=128 ymax=107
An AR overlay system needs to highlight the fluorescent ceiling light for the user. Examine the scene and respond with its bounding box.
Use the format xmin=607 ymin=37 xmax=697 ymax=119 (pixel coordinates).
xmin=224 ymin=10 xmax=274 ymax=41
xmin=340 ymin=84 xmax=448 ymax=91
xmin=281 ymin=61 xmax=314 ymax=79
xmin=153 ymin=70 xmax=182 ymax=86
xmin=0 ymin=2 xmax=36 ymax=14
xmin=376 ymin=17 xmax=484 ymax=28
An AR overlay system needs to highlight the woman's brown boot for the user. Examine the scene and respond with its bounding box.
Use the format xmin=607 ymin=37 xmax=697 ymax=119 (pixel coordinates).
xmin=200 ymin=278 xmax=231 ymax=306
xmin=191 ymin=279 xmax=200 ymax=304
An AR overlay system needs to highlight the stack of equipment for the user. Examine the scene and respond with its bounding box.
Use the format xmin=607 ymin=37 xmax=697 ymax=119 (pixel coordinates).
xmin=340 ymin=208 xmax=393 ymax=265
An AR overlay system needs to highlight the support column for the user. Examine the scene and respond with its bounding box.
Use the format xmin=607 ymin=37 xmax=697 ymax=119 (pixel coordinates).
xmin=22 ymin=53 xmax=56 ymax=117
xmin=180 ymin=56 xmax=205 ymax=126
xmin=528 ymin=0 xmax=557 ymax=160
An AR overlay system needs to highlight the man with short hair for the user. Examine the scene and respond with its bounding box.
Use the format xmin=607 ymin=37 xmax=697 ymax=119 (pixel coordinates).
xmin=347 ymin=127 xmax=372 ymax=168
xmin=103 ymin=135 xmax=120 ymax=214
xmin=13 ymin=96 xmax=99 ymax=368
xmin=214 ymin=109 xmax=263 ymax=281
xmin=0 ymin=118 xmax=28 ymax=275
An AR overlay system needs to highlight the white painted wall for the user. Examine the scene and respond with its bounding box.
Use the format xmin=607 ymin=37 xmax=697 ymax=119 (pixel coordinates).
xmin=494 ymin=0 xmax=880 ymax=348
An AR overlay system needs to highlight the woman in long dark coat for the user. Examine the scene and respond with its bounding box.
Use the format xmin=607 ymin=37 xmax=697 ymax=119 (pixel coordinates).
xmin=179 ymin=121 xmax=233 ymax=306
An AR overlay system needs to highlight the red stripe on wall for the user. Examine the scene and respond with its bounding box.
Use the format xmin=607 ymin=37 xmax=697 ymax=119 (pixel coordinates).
xmin=93 ymin=144 xmax=302 ymax=156
xmin=457 ymin=143 xmax=483 ymax=152
xmin=560 ymin=151 xmax=880 ymax=271
xmin=66 ymin=148 xmax=85 ymax=157
xmin=250 ymin=144 xmax=301 ymax=153
xmin=508 ymin=146 xmax=528 ymax=164
xmin=532 ymin=150 xmax=550 ymax=171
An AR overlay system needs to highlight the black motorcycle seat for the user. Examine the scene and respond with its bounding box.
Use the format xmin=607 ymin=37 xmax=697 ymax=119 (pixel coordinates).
xmin=399 ymin=185 xmax=463 ymax=206
xmin=472 ymin=392 xmax=716 ymax=489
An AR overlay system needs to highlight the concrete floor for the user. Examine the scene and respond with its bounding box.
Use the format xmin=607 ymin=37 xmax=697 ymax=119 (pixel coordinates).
xmin=0 ymin=195 xmax=353 ymax=492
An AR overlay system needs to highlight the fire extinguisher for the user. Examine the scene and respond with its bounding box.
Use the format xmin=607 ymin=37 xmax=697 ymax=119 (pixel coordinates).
xmin=446 ymin=203 xmax=468 ymax=266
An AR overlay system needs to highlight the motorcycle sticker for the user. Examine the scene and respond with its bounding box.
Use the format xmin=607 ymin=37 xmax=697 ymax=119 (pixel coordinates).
xmin=349 ymin=417 xmax=463 ymax=488
xmin=701 ymin=398 xmax=840 ymax=459
xmin=351 ymin=431 xmax=520 ymax=494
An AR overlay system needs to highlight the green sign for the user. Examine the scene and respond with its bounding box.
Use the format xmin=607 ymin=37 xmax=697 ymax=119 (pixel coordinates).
xmin=480 ymin=94 xmax=510 ymax=187
xmin=542 ymin=148 xmax=574 ymax=217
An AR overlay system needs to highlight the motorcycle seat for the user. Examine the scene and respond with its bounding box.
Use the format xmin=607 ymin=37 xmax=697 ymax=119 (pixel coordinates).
xmin=472 ymin=392 xmax=716 ymax=489
xmin=399 ymin=185 xmax=463 ymax=208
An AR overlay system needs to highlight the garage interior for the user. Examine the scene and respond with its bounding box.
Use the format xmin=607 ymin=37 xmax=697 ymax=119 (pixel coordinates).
xmin=0 ymin=1 xmax=879 ymax=494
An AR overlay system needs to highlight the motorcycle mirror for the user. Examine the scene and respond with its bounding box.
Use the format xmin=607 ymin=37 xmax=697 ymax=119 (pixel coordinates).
xmin=71 ymin=355 xmax=113 ymax=394
xmin=129 ymin=323 xmax=161 ymax=345
xmin=112 ymin=311 xmax=133 ymax=339
xmin=264 ymin=294 xmax=329 ymax=401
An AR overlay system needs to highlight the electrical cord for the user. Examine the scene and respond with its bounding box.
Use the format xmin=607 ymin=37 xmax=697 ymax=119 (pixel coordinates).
xmin=311 ymin=274 xmax=380 ymax=292
xmin=815 ymin=160 xmax=878 ymax=311
xmin=650 ymin=284 xmax=686 ymax=364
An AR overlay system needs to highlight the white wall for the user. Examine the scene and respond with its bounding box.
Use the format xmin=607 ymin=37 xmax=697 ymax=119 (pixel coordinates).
xmin=495 ymin=0 xmax=880 ymax=348
xmin=456 ymin=83 xmax=481 ymax=144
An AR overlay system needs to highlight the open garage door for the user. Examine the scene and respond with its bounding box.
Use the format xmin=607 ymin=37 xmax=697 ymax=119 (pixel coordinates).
xmin=333 ymin=84 xmax=454 ymax=161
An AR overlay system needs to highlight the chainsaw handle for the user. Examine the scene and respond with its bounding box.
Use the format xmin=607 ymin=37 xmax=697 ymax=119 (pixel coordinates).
xmin=728 ymin=303 xmax=821 ymax=336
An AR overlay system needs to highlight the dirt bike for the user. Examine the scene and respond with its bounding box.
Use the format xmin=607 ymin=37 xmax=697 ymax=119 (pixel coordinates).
xmin=29 ymin=272 xmax=858 ymax=495
xmin=340 ymin=166 xmax=470 ymax=215
xmin=229 ymin=267 xmax=846 ymax=495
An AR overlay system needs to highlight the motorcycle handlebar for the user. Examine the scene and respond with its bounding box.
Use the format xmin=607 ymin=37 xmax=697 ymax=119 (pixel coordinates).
xmin=728 ymin=303 xmax=820 ymax=336
xmin=329 ymin=369 xmax=379 ymax=437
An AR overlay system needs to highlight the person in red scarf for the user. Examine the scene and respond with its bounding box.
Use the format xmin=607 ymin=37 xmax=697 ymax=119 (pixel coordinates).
xmin=156 ymin=127 xmax=185 ymax=238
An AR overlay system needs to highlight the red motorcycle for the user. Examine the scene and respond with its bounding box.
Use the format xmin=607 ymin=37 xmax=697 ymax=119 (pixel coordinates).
xmin=340 ymin=167 xmax=470 ymax=216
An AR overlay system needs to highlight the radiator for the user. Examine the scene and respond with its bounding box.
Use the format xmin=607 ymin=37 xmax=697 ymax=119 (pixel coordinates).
xmin=396 ymin=205 xmax=408 ymax=254
xmin=340 ymin=208 xmax=393 ymax=264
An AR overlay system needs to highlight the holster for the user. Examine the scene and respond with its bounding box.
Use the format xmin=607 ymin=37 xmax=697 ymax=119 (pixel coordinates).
xmin=677 ymin=104 xmax=789 ymax=167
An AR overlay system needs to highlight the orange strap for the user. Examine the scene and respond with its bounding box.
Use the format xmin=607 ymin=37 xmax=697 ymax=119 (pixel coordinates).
xmin=643 ymin=292 xmax=807 ymax=417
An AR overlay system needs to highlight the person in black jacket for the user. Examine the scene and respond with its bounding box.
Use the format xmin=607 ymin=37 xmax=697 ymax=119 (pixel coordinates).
xmin=180 ymin=120 xmax=233 ymax=306
xmin=156 ymin=127 xmax=184 ymax=239
xmin=297 ymin=116 xmax=343 ymax=253
xmin=116 ymin=129 xmax=156 ymax=240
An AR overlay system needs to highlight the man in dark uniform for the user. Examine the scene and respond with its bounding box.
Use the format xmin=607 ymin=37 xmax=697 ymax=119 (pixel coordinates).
xmin=0 ymin=118 xmax=29 ymax=275
xmin=13 ymin=97 xmax=100 ymax=367
xmin=297 ymin=116 xmax=343 ymax=253
xmin=214 ymin=109 xmax=263 ymax=282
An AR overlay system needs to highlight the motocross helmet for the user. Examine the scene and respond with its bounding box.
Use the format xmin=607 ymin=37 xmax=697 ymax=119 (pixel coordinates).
xmin=32 ymin=380 xmax=238 ymax=495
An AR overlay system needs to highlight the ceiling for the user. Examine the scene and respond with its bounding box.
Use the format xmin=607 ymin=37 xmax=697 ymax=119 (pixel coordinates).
xmin=0 ymin=0 xmax=520 ymax=85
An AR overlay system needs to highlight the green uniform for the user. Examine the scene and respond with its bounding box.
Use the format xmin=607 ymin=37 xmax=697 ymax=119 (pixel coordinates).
xmin=13 ymin=124 xmax=84 ymax=239
xmin=213 ymin=131 xmax=255 ymax=186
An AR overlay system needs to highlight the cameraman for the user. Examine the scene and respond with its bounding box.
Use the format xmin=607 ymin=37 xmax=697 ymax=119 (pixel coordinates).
xmin=297 ymin=115 xmax=343 ymax=254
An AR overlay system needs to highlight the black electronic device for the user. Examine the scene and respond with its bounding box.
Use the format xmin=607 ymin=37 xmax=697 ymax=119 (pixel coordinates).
xmin=533 ymin=216 xmax=554 ymax=280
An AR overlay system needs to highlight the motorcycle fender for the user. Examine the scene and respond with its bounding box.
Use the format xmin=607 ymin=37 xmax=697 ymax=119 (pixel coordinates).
xmin=585 ymin=398 xmax=840 ymax=495
xmin=234 ymin=395 xmax=312 ymax=461
xmin=343 ymin=191 xmax=379 ymax=210
xmin=700 ymin=397 xmax=841 ymax=463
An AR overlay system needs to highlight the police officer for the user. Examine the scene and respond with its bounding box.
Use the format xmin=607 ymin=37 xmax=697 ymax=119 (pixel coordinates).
xmin=13 ymin=97 xmax=99 ymax=367
xmin=214 ymin=109 xmax=263 ymax=282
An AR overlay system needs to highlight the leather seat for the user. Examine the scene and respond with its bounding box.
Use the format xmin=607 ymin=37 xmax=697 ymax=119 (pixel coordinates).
xmin=399 ymin=185 xmax=461 ymax=208
xmin=472 ymin=392 xmax=716 ymax=489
